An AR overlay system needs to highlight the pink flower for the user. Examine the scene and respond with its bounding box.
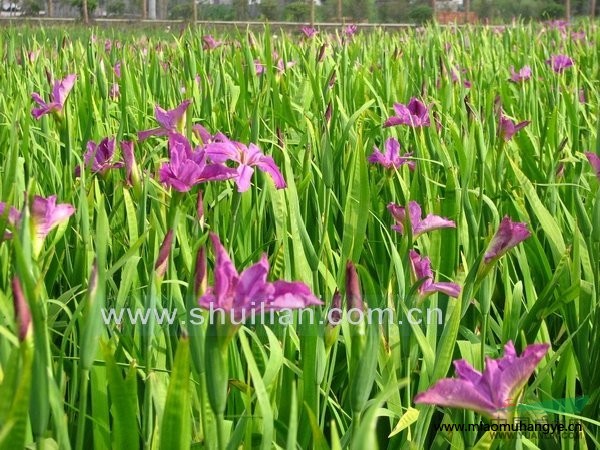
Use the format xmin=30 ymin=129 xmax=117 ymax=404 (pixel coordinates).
xmin=415 ymin=341 xmax=549 ymax=419
xmin=31 ymin=74 xmax=77 ymax=119
xmin=409 ymin=250 xmax=461 ymax=298
xmin=546 ymin=54 xmax=573 ymax=73
xmin=509 ymin=65 xmax=532 ymax=83
xmin=138 ymin=100 xmax=192 ymax=141
xmin=75 ymin=137 xmax=124 ymax=177
xmin=159 ymin=134 xmax=236 ymax=193
xmin=585 ymin=152 xmax=600 ymax=181
xmin=384 ymin=98 xmax=430 ymax=128
xmin=199 ymin=233 xmax=322 ymax=322
xmin=368 ymin=138 xmax=415 ymax=170
xmin=483 ymin=216 xmax=531 ymax=264
xmin=344 ymin=25 xmax=358 ymax=36
xmin=498 ymin=114 xmax=530 ymax=141
xmin=203 ymin=35 xmax=223 ymax=50
xmin=387 ymin=201 xmax=455 ymax=239
xmin=30 ymin=195 xmax=76 ymax=240
xmin=204 ymin=139 xmax=286 ymax=192
xmin=301 ymin=26 xmax=318 ymax=38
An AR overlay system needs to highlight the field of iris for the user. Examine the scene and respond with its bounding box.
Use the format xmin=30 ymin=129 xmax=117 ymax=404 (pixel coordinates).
xmin=0 ymin=20 xmax=599 ymax=450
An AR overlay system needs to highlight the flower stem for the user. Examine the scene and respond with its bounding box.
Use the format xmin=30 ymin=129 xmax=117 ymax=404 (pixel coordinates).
xmin=227 ymin=191 xmax=241 ymax=246
xmin=216 ymin=412 xmax=226 ymax=450
xmin=75 ymin=369 xmax=89 ymax=450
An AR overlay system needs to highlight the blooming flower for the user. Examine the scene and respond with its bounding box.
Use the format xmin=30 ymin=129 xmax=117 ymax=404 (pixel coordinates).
xmin=199 ymin=233 xmax=322 ymax=322
xmin=109 ymin=83 xmax=120 ymax=99
xmin=203 ymin=35 xmax=223 ymax=50
xmin=408 ymin=250 xmax=461 ymax=298
xmin=571 ymin=30 xmax=586 ymax=42
xmin=31 ymin=74 xmax=77 ymax=119
xmin=192 ymin=124 xmax=229 ymax=146
xmin=254 ymin=60 xmax=265 ymax=76
xmin=114 ymin=61 xmax=121 ymax=78
xmin=1 ymin=195 xmax=74 ymax=249
xmin=384 ymin=98 xmax=430 ymax=128
xmin=159 ymin=133 xmax=237 ymax=193
xmin=414 ymin=341 xmax=549 ymax=419
xmin=498 ymin=114 xmax=530 ymax=141
xmin=546 ymin=54 xmax=573 ymax=73
xmin=205 ymin=140 xmax=286 ymax=192
xmin=30 ymin=195 xmax=76 ymax=240
xmin=75 ymin=137 xmax=124 ymax=177
xmin=276 ymin=56 xmax=296 ymax=74
xmin=585 ymin=152 xmax=600 ymax=181
xmin=368 ymin=138 xmax=415 ymax=170
xmin=138 ymin=99 xmax=192 ymax=141
xmin=546 ymin=20 xmax=569 ymax=32
xmin=509 ymin=65 xmax=532 ymax=83
xmin=301 ymin=26 xmax=318 ymax=38
xmin=344 ymin=25 xmax=358 ymax=36
xmin=387 ymin=201 xmax=455 ymax=238
xmin=483 ymin=216 xmax=531 ymax=264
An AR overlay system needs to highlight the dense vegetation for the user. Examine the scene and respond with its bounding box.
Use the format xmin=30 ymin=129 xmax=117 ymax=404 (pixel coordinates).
xmin=0 ymin=21 xmax=599 ymax=449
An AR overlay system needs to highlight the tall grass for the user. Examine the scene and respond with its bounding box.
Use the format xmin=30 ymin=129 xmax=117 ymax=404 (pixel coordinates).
xmin=0 ymin=21 xmax=598 ymax=449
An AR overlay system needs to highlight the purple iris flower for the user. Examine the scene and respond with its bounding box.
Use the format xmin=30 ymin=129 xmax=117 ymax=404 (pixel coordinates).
xmin=2 ymin=195 xmax=74 ymax=251
xmin=415 ymin=341 xmax=549 ymax=419
xmin=254 ymin=60 xmax=265 ymax=76
xmin=585 ymin=152 xmax=600 ymax=181
xmin=192 ymin=124 xmax=229 ymax=146
xmin=75 ymin=138 xmax=124 ymax=177
xmin=31 ymin=74 xmax=77 ymax=119
xmin=498 ymin=115 xmax=530 ymax=141
xmin=199 ymin=233 xmax=322 ymax=322
xmin=509 ymin=65 xmax=532 ymax=83
xmin=158 ymin=133 xmax=237 ymax=193
xmin=276 ymin=56 xmax=296 ymax=74
xmin=409 ymin=250 xmax=461 ymax=298
xmin=109 ymin=83 xmax=120 ymax=99
xmin=301 ymin=26 xmax=318 ymax=38
xmin=546 ymin=54 xmax=573 ymax=73
xmin=138 ymin=100 xmax=192 ymax=141
xmin=205 ymin=140 xmax=286 ymax=192
xmin=114 ymin=61 xmax=121 ymax=78
xmin=344 ymin=25 xmax=358 ymax=36
xmin=368 ymin=138 xmax=415 ymax=170
xmin=30 ymin=195 xmax=76 ymax=240
xmin=203 ymin=35 xmax=223 ymax=50
xmin=387 ymin=201 xmax=455 ymax=239
xmin=546 ymin=20 xmax=569 ymax=31
xmin=483 ymin=216 xmax=531 ymax=264
xmin=384 ymin=98 xmax=430 ymax=128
